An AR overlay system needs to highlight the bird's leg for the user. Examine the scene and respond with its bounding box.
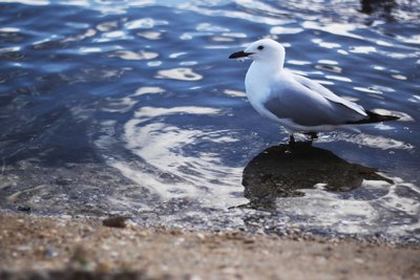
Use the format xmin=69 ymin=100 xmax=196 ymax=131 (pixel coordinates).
xmin=304 ymin=132 xmax=318 ymax=144
xmin=288 ymin=134 xmax=296 ymax=146
xmin=310 ymin=132 xmax=318 ymax=142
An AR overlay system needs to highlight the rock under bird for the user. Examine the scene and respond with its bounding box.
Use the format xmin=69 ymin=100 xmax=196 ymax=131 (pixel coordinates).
xmin=229 ymin=38 xmax=398 ymax=144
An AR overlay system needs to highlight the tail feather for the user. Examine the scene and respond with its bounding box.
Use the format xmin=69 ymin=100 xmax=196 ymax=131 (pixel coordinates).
xmin=347 ymin=111 xmax=399 ymax=125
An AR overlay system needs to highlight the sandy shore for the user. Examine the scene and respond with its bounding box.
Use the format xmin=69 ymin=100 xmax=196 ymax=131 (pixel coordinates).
xmin=0 ymin=212 xmax=419 ymax=280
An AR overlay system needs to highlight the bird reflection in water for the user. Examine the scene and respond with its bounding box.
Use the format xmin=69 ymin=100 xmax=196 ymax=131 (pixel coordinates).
xmin=241 ymin=143 xmax=392 ymax=209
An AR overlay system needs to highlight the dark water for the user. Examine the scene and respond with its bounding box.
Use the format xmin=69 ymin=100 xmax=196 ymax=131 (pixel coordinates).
xmin=0 ymin=0 xmax=419 ymax=243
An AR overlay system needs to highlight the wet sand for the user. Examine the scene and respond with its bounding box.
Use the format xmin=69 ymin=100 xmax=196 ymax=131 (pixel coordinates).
xmin=0 ymin=212 xmax=419 ymax=280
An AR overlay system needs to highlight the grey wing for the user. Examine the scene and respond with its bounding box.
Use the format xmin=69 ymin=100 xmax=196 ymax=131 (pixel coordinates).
xmin=292 ymin=73 xmax=367 ymax=117
xmin=264 ymin=83 xmax=365 ymax=127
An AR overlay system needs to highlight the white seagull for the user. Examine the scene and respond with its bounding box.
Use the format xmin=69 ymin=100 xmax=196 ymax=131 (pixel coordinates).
xmin=229 ymin=38 xmax=398 ymax=144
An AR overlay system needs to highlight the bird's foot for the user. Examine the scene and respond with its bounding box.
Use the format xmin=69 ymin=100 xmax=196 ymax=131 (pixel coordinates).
xmin=304 ymin=132 xmax=318 ymax=145
xmin=285 ymin=134 xmax=296 ymax=153
xmin=288 ymin=134 xmax=296 ymax=146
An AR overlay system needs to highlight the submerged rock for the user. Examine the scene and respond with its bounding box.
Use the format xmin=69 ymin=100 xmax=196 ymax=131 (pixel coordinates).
xmin=242 ymin=143 xmax=392 ymax=208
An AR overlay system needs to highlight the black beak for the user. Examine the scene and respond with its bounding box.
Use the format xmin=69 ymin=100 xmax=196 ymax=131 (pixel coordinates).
xmin=229 ymin=50 xmax=253 ymax=59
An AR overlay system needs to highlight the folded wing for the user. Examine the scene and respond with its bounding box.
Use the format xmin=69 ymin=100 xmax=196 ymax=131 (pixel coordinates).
xmin=263 ymin=75 xmax=368 ymax=127
xmin=292 ymin=74 xmax=367 ymax=117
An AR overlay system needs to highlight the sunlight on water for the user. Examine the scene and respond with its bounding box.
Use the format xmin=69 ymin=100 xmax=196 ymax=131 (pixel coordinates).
xmin=99 ymin=105 xmax=247 ymax=207
xmin=156 ymin=68 xmax=203 ymax=81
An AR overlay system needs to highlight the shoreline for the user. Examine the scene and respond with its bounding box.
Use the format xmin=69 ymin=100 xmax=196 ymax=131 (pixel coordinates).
xmin=1 ymin=212 xmax=419 ymax=279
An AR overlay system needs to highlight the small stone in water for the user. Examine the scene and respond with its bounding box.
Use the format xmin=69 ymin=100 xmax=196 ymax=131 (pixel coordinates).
xmin=102 ymin=216 xmax=129 ymax=228
xmin=17 ymin=205 xmax=31 ymax=212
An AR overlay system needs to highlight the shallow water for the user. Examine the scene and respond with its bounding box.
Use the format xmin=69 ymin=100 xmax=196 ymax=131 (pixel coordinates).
xmin=0 ymin=0 xmax=419 ymax=243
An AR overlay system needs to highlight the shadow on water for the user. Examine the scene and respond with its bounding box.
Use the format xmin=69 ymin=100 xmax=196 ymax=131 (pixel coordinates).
xmin=242 ymin=143 xmax=392 ymax=209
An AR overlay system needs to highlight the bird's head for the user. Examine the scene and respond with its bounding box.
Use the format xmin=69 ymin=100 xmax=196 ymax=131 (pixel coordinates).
xmin=229 ymin=38 xmax=285 ymax=65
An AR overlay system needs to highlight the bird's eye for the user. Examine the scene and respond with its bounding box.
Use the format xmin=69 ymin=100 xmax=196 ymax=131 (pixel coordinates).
xmin=257 ymin=45 xmax=264 ymax=50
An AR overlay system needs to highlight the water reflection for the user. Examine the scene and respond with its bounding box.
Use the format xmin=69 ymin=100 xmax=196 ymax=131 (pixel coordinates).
xmin=110 ymin=50 xmax=158 ymax=60
xmin=132 ymin=17 xmax=167 ymax=28
xmin=136 ymin=31 xmax=162 ymax=40
xmin=156 ymin=67 xmax=202 ymax=81
xmin=96 ymin=103 xmax=247 ymax=207
xmin=242 ymin=143 xmax=392 ymax=208
xmin=330 ymin=131 xmax=413 ymax=150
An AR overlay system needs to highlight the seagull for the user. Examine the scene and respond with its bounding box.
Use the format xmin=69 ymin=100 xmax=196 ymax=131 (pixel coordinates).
xmin=229 ymin=38 xmax=398 ymax=144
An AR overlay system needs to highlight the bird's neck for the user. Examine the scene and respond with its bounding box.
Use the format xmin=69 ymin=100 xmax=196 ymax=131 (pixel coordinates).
xmin=245 ymin=59 xmax=284 ymax=102
xmin=249 ymin=58 xmax=284 ymax=80
xmin=252 ymin=52 xmax=285 ymax=73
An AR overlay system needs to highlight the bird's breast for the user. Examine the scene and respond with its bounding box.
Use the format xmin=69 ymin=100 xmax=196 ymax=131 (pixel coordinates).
xmin=246 ymin=64 xmax=283 ymax=118
xmin=245 ymin=63 xmax=273 ymax=106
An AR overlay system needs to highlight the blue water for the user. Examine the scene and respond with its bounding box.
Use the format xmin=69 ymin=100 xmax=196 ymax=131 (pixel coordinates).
xmin=0 ymin=0 xmax=419 ymax=243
